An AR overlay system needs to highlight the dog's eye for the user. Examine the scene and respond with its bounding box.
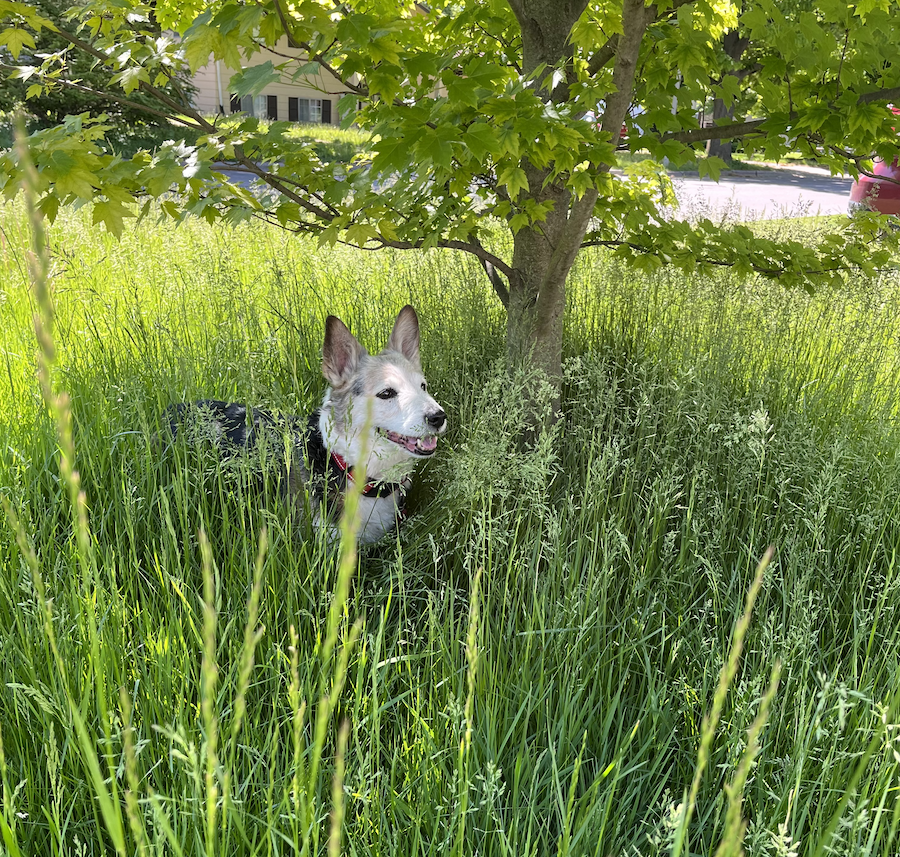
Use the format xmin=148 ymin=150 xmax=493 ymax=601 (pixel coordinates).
xmin=421 ymin=382 xmax=427 ymax=391
xmin=376 ymin=388 xmax=398 ymax=400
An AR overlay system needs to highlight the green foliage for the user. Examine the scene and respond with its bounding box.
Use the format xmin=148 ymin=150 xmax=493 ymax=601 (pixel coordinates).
xmin=2 ymin=203 xmax=900 ymax=854
xmin=0 ymin=0 xmax=898 ymax=295
xmin=0 ymin=0 xmax=195 ymax=126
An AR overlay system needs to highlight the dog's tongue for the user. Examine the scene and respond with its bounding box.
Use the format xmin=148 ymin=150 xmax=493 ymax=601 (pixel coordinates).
xmin=416 ymin=435 xmax=438 ymax=453
xmin=386 ymin=431 xmax=438 ymax=454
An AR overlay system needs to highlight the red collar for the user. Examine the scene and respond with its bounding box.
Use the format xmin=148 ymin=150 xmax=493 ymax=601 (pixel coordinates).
xmin=330 ymin=451 xmax=407 ymax=499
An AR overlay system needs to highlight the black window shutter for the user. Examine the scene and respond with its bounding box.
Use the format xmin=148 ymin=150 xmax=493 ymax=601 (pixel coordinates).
xmin=322 ymin=99 xmax=332 ymax=124
xmin=230 ymin=93 xmax=240 ymax=113
xmin=288 ymin=97 xmax=299 ymax=122
xmin=267 ymin=95 xmax=278 ymax=120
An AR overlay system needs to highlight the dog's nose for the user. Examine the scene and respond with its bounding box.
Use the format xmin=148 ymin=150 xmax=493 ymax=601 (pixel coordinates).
xmin=425 ymin=409 xmax=446 ymax=431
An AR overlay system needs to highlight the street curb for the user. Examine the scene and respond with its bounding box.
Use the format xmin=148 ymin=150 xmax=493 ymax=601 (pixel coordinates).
xmin=613 ymin=163 xmax=846 ymax=180
xmin=612 ymin=167 xmax=850 ymax=181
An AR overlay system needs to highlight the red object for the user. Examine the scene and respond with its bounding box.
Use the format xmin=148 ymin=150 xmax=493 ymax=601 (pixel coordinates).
xmin=849 ymin=158 xmax=900 ymax=215
xmin=849 ymin=105 xmax=900 ymax=215
xmin=330 ymin=451 xmax=382 ymax=496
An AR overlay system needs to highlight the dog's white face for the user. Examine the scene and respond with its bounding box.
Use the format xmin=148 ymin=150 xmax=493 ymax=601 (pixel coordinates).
xmin=319 ymin=306 xmax=447 ymax=480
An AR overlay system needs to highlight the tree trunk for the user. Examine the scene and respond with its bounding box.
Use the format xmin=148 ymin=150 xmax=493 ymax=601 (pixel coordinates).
xmin=706 ymin=29 xmax=750 ymax=163
xmin=505 ymin=162 xmax=598 ymax=430
xmin=505 ymin=230 xmax=569 ymax=435
xmin=706 ymin=95 xmax=735 ymax=163
xmin=507 ymin=222 xmax=568 ymax=387
xmin=502 ymin=0 xmax=647 ymax=429
xmin=502 ymin=1 xmax=588 ymax=426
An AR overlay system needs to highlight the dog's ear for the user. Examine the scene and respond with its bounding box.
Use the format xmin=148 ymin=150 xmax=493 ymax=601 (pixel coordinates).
xmin=386 ymin=305 xmax=420 ymax=368
xmin=323 ymin=315 xmax=366 ymax=387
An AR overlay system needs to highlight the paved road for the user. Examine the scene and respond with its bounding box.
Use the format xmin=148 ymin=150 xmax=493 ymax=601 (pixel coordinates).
xmin=212 ymin=162 xmax=855 ymax=220
xmin=671 ymin=168 xmax=854 ymax=219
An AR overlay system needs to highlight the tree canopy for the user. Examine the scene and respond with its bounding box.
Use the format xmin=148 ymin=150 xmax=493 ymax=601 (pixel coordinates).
xmin=1 ymin=0 xmax=899 ymax=392
xmin=0 ymin=0 xmax=194 ymax=125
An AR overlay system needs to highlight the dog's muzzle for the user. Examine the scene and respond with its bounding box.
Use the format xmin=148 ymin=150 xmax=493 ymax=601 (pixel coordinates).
xmin=381 ymin=430 xmax=439 ymax=456
xmin=380 ymin=409 xmax=446 ymax=457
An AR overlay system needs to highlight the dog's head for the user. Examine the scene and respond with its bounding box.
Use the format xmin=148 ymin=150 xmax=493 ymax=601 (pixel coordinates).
xmin=320 ymin=306 xmax=447 ymax=468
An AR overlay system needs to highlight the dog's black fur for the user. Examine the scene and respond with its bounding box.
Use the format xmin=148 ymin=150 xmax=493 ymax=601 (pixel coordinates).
xmin=165 ymin=399 xmax=408 ymax=526
xmin=167 ymin=399 xmax=306 ymax=454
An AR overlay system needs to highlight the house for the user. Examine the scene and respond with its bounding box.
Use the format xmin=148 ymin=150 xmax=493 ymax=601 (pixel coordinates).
xmin=191 ymin=38 xmax=354 ymax=124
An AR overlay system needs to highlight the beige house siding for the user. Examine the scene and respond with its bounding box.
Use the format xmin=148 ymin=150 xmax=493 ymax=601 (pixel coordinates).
xmin=191 ymin=39 xmax=354 ymax=124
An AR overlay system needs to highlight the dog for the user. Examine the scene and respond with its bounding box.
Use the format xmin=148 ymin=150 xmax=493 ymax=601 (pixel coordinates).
xmin=166 ymin=306 xmax=447 ymax=544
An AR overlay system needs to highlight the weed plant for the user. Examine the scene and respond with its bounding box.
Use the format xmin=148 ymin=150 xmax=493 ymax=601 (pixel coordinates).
xmin=0 ymin=197 xmax=899 ymax=856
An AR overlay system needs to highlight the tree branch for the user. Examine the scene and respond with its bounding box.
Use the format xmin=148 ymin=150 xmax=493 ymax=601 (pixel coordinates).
xmin=356 ymin=234 xmax=516 ymax=279
xmin=475 ymin=22 xmax=522 ymax=73
xmin=855 ymin=164 xmax=900 ymax=186
xmin=578 ymin=237 xmax=851 ymax=278
xmin=835 ymin=28 xmax=850 ymax=100
xmin=469 ymin=235 xmax=510 ymax=306
xmin=586 ymin=35 xmax=618 ymax=76
xmin=473 ymin=171 xmax=511 ymax=203
xmin=826 ymin=144 xmax=900 ymax=185
xmin=54 ymin=24 xmax=214 ymax=130
xmin=667 ymin=86 xmax=900 ymax=145
xmin=52 ymin=23 xmax=115 ymax=65
xmin=587 ymin=0 xmax=696 ymax=79
xmin=411 ymin=238 xmax=516 ymax=280
xmin=599 ymin=0 xmax=652 ymax=141
xmin=251 ymin=37 xmax=306 ymax=62
xmin=664 ymin=118 xmax=768 ymax=144
xmin=711 ymin=62 xmax=763 ymax=87
xmin=297 ymin=40 xmax=367 ymax=95
xmin=0 ymin=64 xmax=187 ymax=124
xmin=229 ymin=158 xmax=339 ymax=220
xmin=274 ymin=0 xmax=300 ymax=47
xmin=249 ymin=208 xmax=327 ymax=235
xmin=858 ymin=86 xmax=900 ymax=105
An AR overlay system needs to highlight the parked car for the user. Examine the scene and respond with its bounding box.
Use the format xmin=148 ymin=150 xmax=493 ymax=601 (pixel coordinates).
xmin=849 ymin=158 xmax=900 ymax=215
xmin=848 ymin=106 xmax=900 ymax=215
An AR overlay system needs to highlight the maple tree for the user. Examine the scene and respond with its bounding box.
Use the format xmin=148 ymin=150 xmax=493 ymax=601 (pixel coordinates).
xmin=1 ymin=0 xmax=899 ymax=406
xmin=0 ymin=0 xmax=193 ymax=125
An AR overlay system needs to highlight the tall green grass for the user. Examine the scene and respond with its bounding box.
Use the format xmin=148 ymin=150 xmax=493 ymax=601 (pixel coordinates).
xmin=1 ymin=196 xmax=900 ymax=856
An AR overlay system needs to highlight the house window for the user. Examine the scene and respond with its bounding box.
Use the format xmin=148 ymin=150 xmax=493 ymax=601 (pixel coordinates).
xmin=288 ymin=98 xmax=327 ymax=123
xmin=234 ymin=95 xmax=280 ymax=117
xmin=304 ymin=99 xmax=322 ymax=123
